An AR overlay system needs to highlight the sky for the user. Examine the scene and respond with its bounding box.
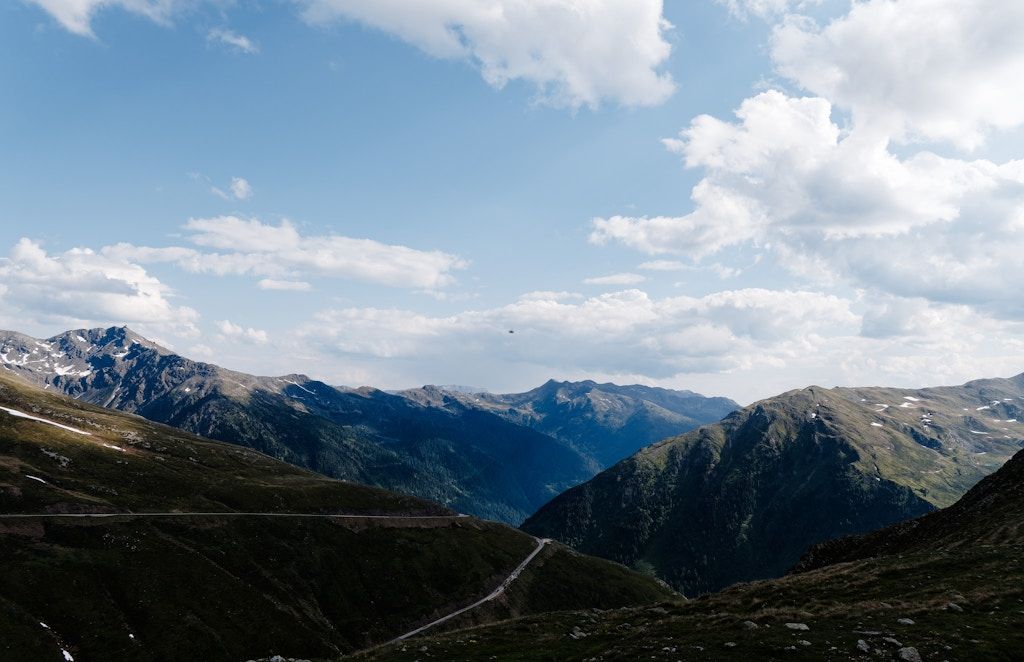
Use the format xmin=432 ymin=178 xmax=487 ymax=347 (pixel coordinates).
xmin=1 ymin=0 xmax=1023 ymax=404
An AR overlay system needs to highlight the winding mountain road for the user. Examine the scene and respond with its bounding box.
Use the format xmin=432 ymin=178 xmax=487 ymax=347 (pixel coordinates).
xmin=0 ymin=510 xmax=552 ymax=645
xmin=387 ymin=536 xmax=552 ymax=644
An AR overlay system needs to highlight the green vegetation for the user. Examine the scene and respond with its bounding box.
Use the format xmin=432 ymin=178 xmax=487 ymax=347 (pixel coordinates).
xmin=359 ymin=445 xmax=1024 ymax=661
xmin=523 ymin=377 xmax=1024 ymax=595
xmin=0 ymin=373 xmax=674 ymax=661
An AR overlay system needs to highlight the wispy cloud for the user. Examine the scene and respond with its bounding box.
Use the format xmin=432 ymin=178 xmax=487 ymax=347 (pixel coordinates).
xmin=207 ymin=28 xmax=259 ymax=55
xmin=583 ymin=273 xmax=646 ymax=286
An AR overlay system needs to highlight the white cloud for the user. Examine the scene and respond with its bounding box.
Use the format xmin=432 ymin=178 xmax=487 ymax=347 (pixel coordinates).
xmin=717 ymin=0 xmax=818 ymax=20
xmin=284 ymin=288 xmax=1024 ymax=402
xmin=30 ymin=0 xmax=674 ymax=109
xmin=105 ymin=216 xmax=468 ymax=290
xmin=27 ymin=0 xmax=180 ymax=37
xmin=216 ymin=320 xmax=268 ymax=344
xmin=638 ymin=260 xmax=686 ymax=271
xmin=298 ymin=287 xmax=857 ymax=379
xmin=590 ymin=90 xmax=1024 ymax=314
xmin=0 ymin=238 xmax=198 ymax=336
xmin=257 ymin=278 xmax=312 ymax=292
xmin=229 ymin=177 xmax=253 ymax=199
xmin=209 ymin=176 xmax=253 ymax=200
xmin=207 ymin=28 xmax=259 ymax=54
xmin=583 ymin=272 xmax=646 ymax=286
xmin=518 ymin=290 xmax=582 ymax=302
xmin=771 ymin=0 xmax=1024 ymax=150
xmin=298 ymin=0 xmax=675 ymax=109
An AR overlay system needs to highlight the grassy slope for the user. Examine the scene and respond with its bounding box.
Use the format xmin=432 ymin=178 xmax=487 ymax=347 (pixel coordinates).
xmin=0 ymin=373 xmax=673 ymax=661
xmin=358 ymin=448 xmax=1024 ymax=662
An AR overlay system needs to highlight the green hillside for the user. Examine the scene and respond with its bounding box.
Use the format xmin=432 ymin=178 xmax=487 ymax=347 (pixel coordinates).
xmin=0 ymin=373 xmax=673 ymax=661
xmin=523 ymin=376 xmax=1024 ymax=594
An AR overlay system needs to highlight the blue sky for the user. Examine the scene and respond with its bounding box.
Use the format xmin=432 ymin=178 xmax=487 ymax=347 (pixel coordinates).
xmin=2 ymin=0 xmax=1023 ymax=403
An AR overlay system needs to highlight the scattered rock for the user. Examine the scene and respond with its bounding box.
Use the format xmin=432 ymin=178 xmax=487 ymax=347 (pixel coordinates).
xmin=269 ymin=657 xmax=285 ymax=662
xmin=945 ymin=602 xmax=963 ymax=612
xmin=569 ymin=626 xmax=588 ymax=640
xmin=897 ymin=647 xmax=922 ymax=662
xmin=742 ymin=620 xmax=760 ymax=630
xmin=856 ymin=639 xmax=870 ymax=652
xmin=785 ymin=623 xmax=810 ymax=631
xmin=646 ymin=607 xmax=669 ymax=615
xmin=724 ymin=642 xmax=737 ymax=648
xmin=797 ymin=639 xmax=811 ymax=646
xmin=897 ymin=618 xmax=916 ymax=625
xmin=883 ymin=637 xmax=903 ymax=646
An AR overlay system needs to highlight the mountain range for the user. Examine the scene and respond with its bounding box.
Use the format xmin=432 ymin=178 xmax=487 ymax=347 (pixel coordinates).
xmin=0 ymin=326 xmax=737 ymax=524
xmin=0 ymin=371 xmax=673 ymax=661
xmin=522 ymin=376 xmax=1024 ymax=594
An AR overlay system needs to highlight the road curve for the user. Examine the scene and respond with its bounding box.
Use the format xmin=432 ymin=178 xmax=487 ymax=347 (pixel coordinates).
xmin=1 ymin=510 xmax=551 ymax=649
xmin=387 ymin=537 xmax=552 ymax=645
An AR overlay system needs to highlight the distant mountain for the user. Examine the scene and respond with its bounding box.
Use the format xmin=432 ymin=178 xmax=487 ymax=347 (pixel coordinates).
xmin=0 ymin=372 xmax=672 ymax=661
xmin=0 ymin=327 xmax=590 ymax=523
xmin=363 ymin=448 xmax=1024 ymax=662
xmin=0 ymin=327 xmax=734 ymax=525
xmin=401 ymin=379 xmax=739 ymax=471
xmin=522 ymin=376 xmax=1024 ymax=595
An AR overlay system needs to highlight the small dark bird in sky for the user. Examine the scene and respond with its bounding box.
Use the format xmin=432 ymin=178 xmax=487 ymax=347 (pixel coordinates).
xmin=508 ymin=329 xmax=515 ymax=334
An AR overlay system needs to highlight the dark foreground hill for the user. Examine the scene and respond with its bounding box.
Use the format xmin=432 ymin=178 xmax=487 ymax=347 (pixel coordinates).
xmin=523 ymin=376 xmax=1024 ymax=594
xmin=358 ymin=445 xmax=1024 ymax=662
xmin=0 ymin=373 xmax=673 ymax=661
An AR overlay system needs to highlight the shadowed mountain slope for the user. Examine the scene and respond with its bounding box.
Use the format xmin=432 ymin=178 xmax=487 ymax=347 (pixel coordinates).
xmin=402 ymin=379 xmax=738 ymax=471
xmin=522 ymin=375 xmax=1024 ymax=594
xmin=0 ymin=327 xmax=592 ymax=524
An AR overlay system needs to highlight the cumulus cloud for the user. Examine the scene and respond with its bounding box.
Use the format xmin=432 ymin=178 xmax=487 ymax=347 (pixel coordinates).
xmin=590 ymin=90 xmax=1024 ymax=314
xmin=298 ymin=0 xmax=675 ymax=108
xmin=298 ymin=287 xmax=857 ymax=379
xmin=0 ymin=237 xmax=198 ymax=336
xmin=216 ymin=320 xmax=268 ymax=344
xmin=105 ymin=216 xmax=468 ymax=290
xmin=282 ymin=287 xmax=1024 ymax=402
xmin=207 ymin=28 xmax=259 ymax=54
xmin=583 ymin=272 xmax=646 ymax=286
xmin=30 ymin=0 xmax=674 ymax=109
xmin=771 ymin=0 xmax=1024 ymax=150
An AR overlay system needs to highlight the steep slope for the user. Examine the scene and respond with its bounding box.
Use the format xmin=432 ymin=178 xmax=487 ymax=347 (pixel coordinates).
xmin=0 ymin=373 xmax=673 ymax=661
xmin=0 ymin=327 xmax=591 ymax=523
xmin=523 ymin=376 xmax=1024 ymax=594
xmin=362 ymin=447 xmax=1024 ymax=662
xmin=401 ymin=380 xmax=739 ymax=471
